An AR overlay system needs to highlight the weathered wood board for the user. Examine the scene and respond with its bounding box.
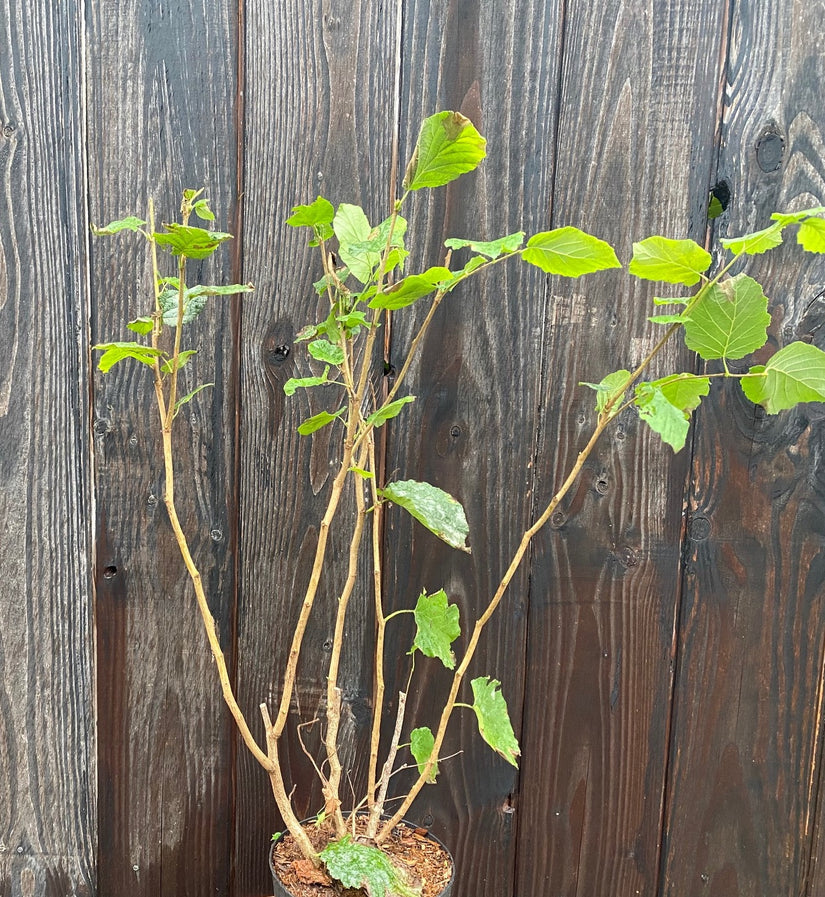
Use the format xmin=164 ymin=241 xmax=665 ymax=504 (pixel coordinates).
xmin=86 ymin=2 xmax=240 ymax=895
xmin=660 ymin=0 xmax=825 ymax=894
xmin=0 ymin=1 xmax=96 ymax=894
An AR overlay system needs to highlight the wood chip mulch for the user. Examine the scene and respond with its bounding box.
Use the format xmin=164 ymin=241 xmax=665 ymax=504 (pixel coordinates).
xmin=270 ymin=815 xmax=453 ymax=897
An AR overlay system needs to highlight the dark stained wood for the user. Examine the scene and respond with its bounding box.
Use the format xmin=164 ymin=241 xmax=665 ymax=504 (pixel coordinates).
xmin=0 ymin=1 xmax=96 ymax=894
xmin=236 ymin=3 xmax=401 ymax=893
xmin=661 ymin=1 xmax=825 ymax=894
xmin=516 ymin=1 xmax=729 ymax=895
xmin=86 ymin=2 xmax=240 ymax=895
xmin=382 ymin=4 xmax=564 ymax=896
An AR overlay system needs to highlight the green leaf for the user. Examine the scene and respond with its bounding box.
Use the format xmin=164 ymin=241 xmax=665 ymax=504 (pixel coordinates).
xmin=366 ymin=395 xmax=416 ymax=428
xmin=653 ymin=373 xmax=711 ymax=412
xmin=720 ymin=223 xmax=783 ymax=256
xmin=410 ymin=727 xmax=438 ymax=783
xmin=628 ymin=236 xmax=711 ymax=285
xmin=333 ymin=204 xmax=373 ymax=283
xmin=286 ymin=196 xmax=335 ymax=246
xmin=798 ymin=217 xmax=825 ymax=253
xmin=283 ymin=367 xmax=331 ymax=396
xmin=174 ymin=382 xmax=214 ymax=415
xmin=297 ymin=408 xmax=345 ymax=436
xmin=522 ymin=227 xmax=621 ymax=277
xmin=648 ymin=314 xmax=685 ymax=325
xmin=93 ymin=342 xmax=164 ymax=373
xmin=444 ymin=232 xmax=525 ymax=259
xmin=770 ymin=206 xmax=825 ymax=227
xmin=154 ymin=223 xmax=232 ymax=259
xmin=411 ymin=589 xmax=461 ymax=669
xmin=91 ymin=215 xmax=147 ymax=236
xmin=370 ymin=267 xmax=452 ymax=310
xmin=634 ymin=384 xmax=691 ymax=451
xmin=439 ymin=255 xmax=488 ymax=291
xmin=349 ymin=466 xmax=374 ymax=479
xmin=127 ymin=316 xmax=154 ymax=335
xmin=741 ymin=342 xmax=825 ymax=413
xmin=338 ymin=310 xmax=370 ymax=334
xmin=403 ymin=110 xmax=487 ymax=191
xmin=470 ymin=677 xmax=520 ymax=767
xmin=681 ymin=274 xmax=771 ymax=361
xmin=160 ymin=350 xmax=197 ymax=374
xmin=580 ymin=369 xmax=630 ymax=418
xmin=193 ymin=198 xmax=215 ymax=221
xmin=708 ymin=194 xmax=724 ymax=220
xmin=320 ymin=836 xmax=420 ymax=897
xmin=380 ymin=480 xmax=470 ymax=553
xmin=186 ymin=282 xmax=254 ymax=298
xmin=159 ymin=288 xmax=208 ymax=327
xmin=308 ymin=339 xmax=345 ymax=366
xmin=652 ymin=295 xmax=688 ymax=306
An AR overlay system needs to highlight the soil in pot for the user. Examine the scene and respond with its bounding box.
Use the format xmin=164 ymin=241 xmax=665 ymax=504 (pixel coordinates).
xmin=270 ymin=814 xmax=454 ymax=897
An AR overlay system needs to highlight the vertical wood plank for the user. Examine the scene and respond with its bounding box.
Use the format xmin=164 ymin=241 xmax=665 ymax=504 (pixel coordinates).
xmin=0 ymin=1 xmax=96 ymax=894
xmin=237 ymin=3 xmax=400 ymax=893
xmin=516 ymin=1 xmax=727 ymax=894
xmin=382 ymin=3 xmax=563 ymax=896
xmin=86 ymin=2 xmax=240 ymax=895
xmin=661 ymin=1 xmax=825 ymax=893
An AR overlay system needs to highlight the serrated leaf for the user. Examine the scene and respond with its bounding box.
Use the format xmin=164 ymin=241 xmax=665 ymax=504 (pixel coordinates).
xmin=127 ymin=316 xmax=154 ymax=334
xmin=380 ymin=480 xmax=470 ymax=553
xmin=444 ymin=232 xmax=524 ymax=259
xmin=366 ymin=395 xmax=416 ymax=428
xmin=287 ymin=196 xmax=335 ymax=246
xmin=308 ymin=339 xmax=345 ymax=366
xmin=320 ymin=836 xmax=420 ymax=897
xmin=412 ymin=589 xmax=460 ymax=669
xmin=634 ymin=383 xmax=691 ymax=451
xmin=720 ymin=223 xmax=784 ymax=256
xmin=159 ymin=288 xmax=209 ymax=327
xmin=798 ymin=217 xmax=825 ymax=253
xmin=370 ymin=267 xmax=452 ymax=310
xmin=681 ymin=273 xmax=771 ymax=361
xmin=283 ymin=367 xmax=331 ymax=397
xmin=470 ymin=677 xmax=520 ymax=767
xmin=93 ymin=342 xmax=164 ymax=373
xmin=580 ymin=369 xmax=630 ymax=418
xmin=410 ymin=727 xmax=438 ymax=783
xmin=160 ymin=349 xmax=197 ymax=374
xmin=297 ymin=408 xmax=345 ymax=436
xmin=741 ymin=342 xmax=825 ymax=413
xmin=91 ymin=215 xmax=147 ymax=236
xmin=653 ymin=373 xmax=710 ymax=412
xmin=154 ymin=223 xmax=232 ymax=259
xmin=174 ymin=382 xmax=214 ymax=415
xmin=628 ymin=236 xmax=711 ymax=285
xmin=404 ymin=110 xmax=486 ymax=191
xmin=522 ymin=227 xmax=621 ymax=277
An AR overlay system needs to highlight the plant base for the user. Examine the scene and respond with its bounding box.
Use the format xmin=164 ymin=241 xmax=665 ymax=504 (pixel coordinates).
xmin=269 ymin=815 xmax=454 ymax=897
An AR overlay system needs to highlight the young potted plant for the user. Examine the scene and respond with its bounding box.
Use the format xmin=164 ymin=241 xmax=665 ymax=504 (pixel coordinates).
xmin=93 ymin=111 xmax=825 ymax=897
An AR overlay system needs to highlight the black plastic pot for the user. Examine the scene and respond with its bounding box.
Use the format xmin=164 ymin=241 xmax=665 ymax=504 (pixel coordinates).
xmin=269 ymin=816 xmax=455 ymax=897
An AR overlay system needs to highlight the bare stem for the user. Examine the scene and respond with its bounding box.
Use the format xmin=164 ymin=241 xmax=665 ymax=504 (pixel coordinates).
xmin=367 ymin=691 xmax=407 ymax=838
xmin=366 ymin=434 xmax=386 ymax=802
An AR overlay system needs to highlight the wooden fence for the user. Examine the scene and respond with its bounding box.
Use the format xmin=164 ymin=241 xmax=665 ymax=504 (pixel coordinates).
xmin=2 ymin=0 xmax=825 ymax=895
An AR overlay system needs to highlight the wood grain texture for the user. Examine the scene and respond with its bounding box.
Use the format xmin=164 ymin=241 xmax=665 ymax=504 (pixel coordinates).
xmin=86 ymin=2 xmax=240 ymax=895
xmin=0 ymin=1 xmax=96 ymax=894
xmin=515 ymin=1 xmax=728 ymax=894
xmin=236 ymin=3 xmax=400 ymax=893
xmin=661 ymin=1 xmax=825 ymax=894
xmin=382 ymin=4 xmax=563 ymax=896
